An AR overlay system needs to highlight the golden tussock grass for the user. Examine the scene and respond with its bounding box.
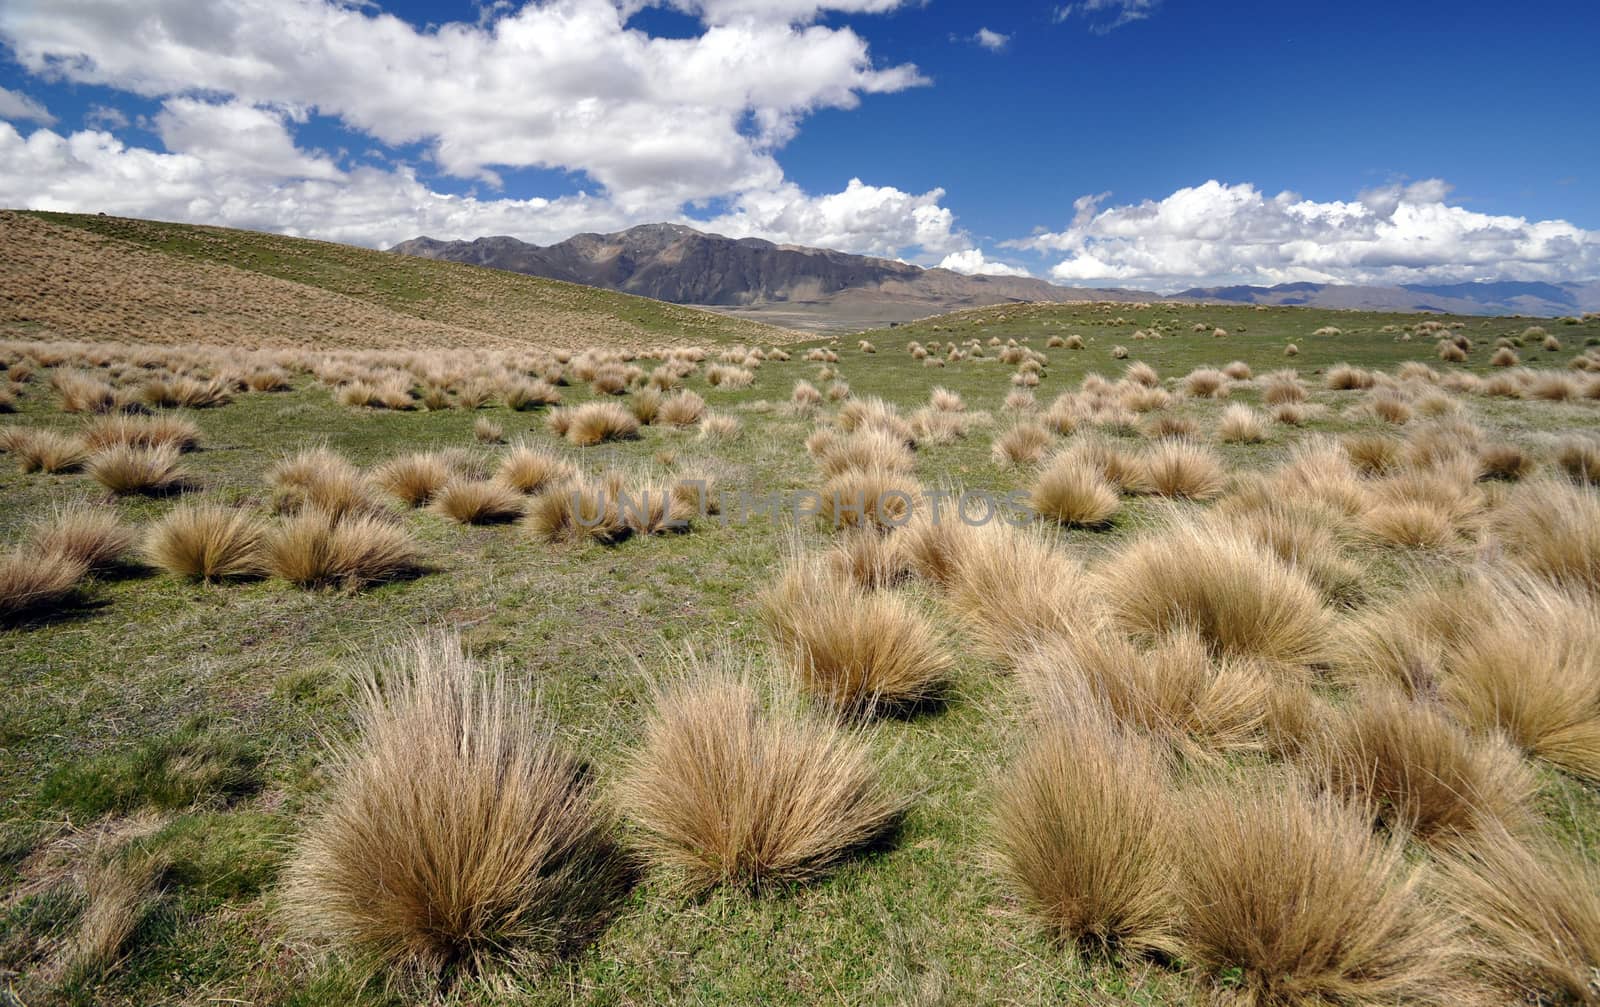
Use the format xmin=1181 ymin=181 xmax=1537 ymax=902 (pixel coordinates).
xmin=372 ymin=451 xmax=453 ymax=507
xmin=1262 ymin=372 xmax=1308 ymax=405
xmin=268 ymin=447 xmax=383 ymax=520
xmin=1490 ymin=347 xmax=1520 ymax=367
xmin=944 ymin=522 xmax=1085 ymax=662
xmin=281 ymin=633 xmax=624 ymax=982
xmin=1436 ymin=826 xmax=1600 ymax=1005
xmin=1476 ymin=441 xmax=1534 ymax=481
xmin=616 ymin=659 xmax=901 ymax=890
xmin=1493 ymin=478 xmax=1600 ymax=594
xmin=1555 ymin=436 xmax=1600 ymax=485
xmin=1343 ymin=433 xmax=1402 ymax=475
xmin=1182 ymin=367 xmax=1230 ymax=398
xmin=1217 ymin=403 xmax=1266 ymax=443
xmin=992 ymin=704 xmax=1179 ymax=957
xmin=2 ymin=427 xmax=89 ymax=473
xmin=1304 ymin=686 xmax=1535 ymax=841
xmin=494 ymin=443 xmax=577 ymax=495
xmin=264 ymin=510 xmax=421 ymax=589
xmin=28 ymin=502 xmax=136 ymax=570
xmin=817 ymin=465 xmax=920 ymax=530
xmin=759 ymin=558 xmax=950 ymax=715
xmin=1442 ymin=572 xmax=1600 ymax=780
xmin=556 ymin=401 xmax=639 ymax=446
xmin=1360 ymin=501 xmax=1460 ymax=551
xmin=1139 ymin=440 xmax=1225 ymax=500
xmin=83 ymin=414 xmax=200 ymax=453
xmin=85 ymin=443 xmax=188 ymax=495
xmin=991 ymin=421 xmax=1052 ymax=466
xmin=1214 ymin=491 xmax=1364 ymax=603
xmin=629 ymin=385 xmax=662 ymax=423
xmin=824 ymin=529 xmax=908 ymax=590
xmin=0 ymin=547 xmax=86 ymax=619
xmin=1223 ymin=360 xmax=1253 ymax=380
xmin=473 ymin=416 xmax=506 ymax=444
xmin=524 ymin=479 xmax=627 ymax=544
xmin=429 ymin=480 xmax=527 ymax=525
xmin=143 ymin=504 xmax=265 ymax=581
xmin=1178 ymin=780 xmax=1468 ymax=1007
xmin=929 ymin=386 xmax=965 ymax=412
xmin=1099 ymin=519 xmax=1330 ymax=667
xmin=698 ymin=413 xmax=740 ymax=442
xmin=1325 ymin=364 xmax=1376 ymax=390
xmin=657 ymin=390 xmax=706 ymax=427
xmin=1029 ymin=453 xmax=1119 ymax=527
xmin=1020 ymin=624 xmax=1272 ymax=760
xmin=51 ymin=369 xmax=118 ymax=413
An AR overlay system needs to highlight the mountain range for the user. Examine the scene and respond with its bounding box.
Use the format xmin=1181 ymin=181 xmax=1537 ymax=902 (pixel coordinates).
xmin=391 ymin=224 xmax=1599 ymax=331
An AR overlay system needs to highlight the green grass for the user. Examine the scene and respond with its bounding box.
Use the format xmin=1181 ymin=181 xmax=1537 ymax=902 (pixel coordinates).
xmin=0 ymin=302 xmax=1598 ymax=1005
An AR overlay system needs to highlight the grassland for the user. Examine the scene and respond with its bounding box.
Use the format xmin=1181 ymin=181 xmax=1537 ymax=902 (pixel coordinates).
xmin=1 ymin=297 xmax=1598 ymax=1006
xmin=0 ymin=212 xmax=790 ymax=351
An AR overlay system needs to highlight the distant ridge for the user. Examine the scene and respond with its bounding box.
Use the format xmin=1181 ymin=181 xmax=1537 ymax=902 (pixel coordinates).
xmin=393 ymin=223 xmax=1599 ymax=330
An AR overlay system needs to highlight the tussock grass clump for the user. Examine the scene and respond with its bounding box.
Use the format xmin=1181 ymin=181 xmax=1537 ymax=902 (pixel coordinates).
xmin=815 ymin=427 xmax=915 ymax=477
xmin=1369 ymin=391 xmax=1413 ymax=424
xmin=1343 ymin=433 xmax=1402 ymax=476
xmin=86 ymin=444 xmax=188 ymax=495
xmin=269 ymin=447 xmax=382 ymax=520
xmin=993 ymin=706 xmax=1179 ymax=956
xmin=503 ymin=379 xmax=562 ymax=411
xmin=760 ymin=559 xmax=950 ymax=714
xmin=29 ymin=502 xmax=136 ymax=570
xmin=524 ymin=479 xmax=627 ymax=544
xmin=929 ymin=386 xmax=965 ymax=412
xmin=1556 ymin=436 xmax=1600 ymax=485
xmin=372 ymin=452 xmax=452 ymax=507
xmin=1437 ymin=827 xmax=1600 ymax=1005
xmin=1021 ymin=625 xmax=1272 ymax=759
xmin=1262 ymin=372 xmax=1308 ymax=405
xmin=282 ymin=634 xmax=624 ymax=981
xmin=1183 ymin=368 xmax=1230 ymax=398
xmin=1100 ymin=519 xmax=1330 ymax=667
xmin=818 ymin=465 xmax=920 ymax=530
xmin=1491 ymin=347 xmax=1520 ymax=367
xmin=2 ymin=427 xmax=89 ymax=473
xmin=0 ymin=547 xmax=86 ymax=619
xmin=495 ymin=443 xmax=576 ymax=495
xmin=1216 ymin=491 xmax=1363 ymax=603
xmin=1030 ymin=454 xmax=1119 ymax=527
xmin=698 ymin=413 xmax=740 ymax=442
xmin=84 ymin=414 xmax=200 ymax=453
xmin=991 ymin=421 xmax=1052 ymax=466
xmin=1477 ymin=441 xmax=1534 ymax=481
xmin=1306 ymin=687 xmax=1534 ymax=841
xmin=1443 ymin=574 xmax=1600 ymax=779
xmin=617 ymin=664 xmax=901 ymax=890
xmin=824 ymin=529 xmax=908 ymax=590
xmin=1494 ymin=479 xmax=1600 ymax=593
xmin=52 ymin=369 xmax=118 ymax=413
xmin=1325 ymin=363 xmax=1376 ymax=390
xmin=1272 ymin=401 xmax=1307 ymax=425
xmin=473 ymin=416 xmax=506 ymax=444
xmin=945 ymin=522 xmax=1085 ymax=661
xmin=790 ymin=380 xmax=822 ymax=411
xmin=1140 ymin=440 xmax=1225 ymax=500
xmin=265 ymin=511 xmax=420 ymax=588
xmin=1179 ymin=781 xmax=1465 ymax=1006
xmin=1217 ymin=403 xmax=1266 ymax=443
xmin=430 ymin=480 xmax=526 ymax=525
xmin=144 ymin=504 xmax=265 ymax=580
xmin=1360 ymin=501 xmax=1457 ymax=550
xmin=556 ymin=402 xmax=639 ymax=446
xmin=654 ymin=389 xmax=704 ymax=428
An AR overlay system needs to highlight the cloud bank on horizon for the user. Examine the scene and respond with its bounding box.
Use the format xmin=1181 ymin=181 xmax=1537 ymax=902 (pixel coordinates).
xmin=0 ymin=0 xmax=1594 ymax=291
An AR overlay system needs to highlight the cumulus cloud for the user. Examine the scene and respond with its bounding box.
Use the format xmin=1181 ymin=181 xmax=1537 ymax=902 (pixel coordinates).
xmin=0 ymin=0 xmax=925 ymax=211
xmin=0 ymin=85 xmax=55 ymax=125
xmin=1010 ymin=179 xmax=1599 ymax=290
xmin=971 ymin=27 xmax=1009 ymax=51
xmin=937 ymin=248 xmax=1031 ymax=277
xmin=0 ymin=0 xmax=982 ymax=259
xmin=1052 ymin=0 xmax=1160 ymax=34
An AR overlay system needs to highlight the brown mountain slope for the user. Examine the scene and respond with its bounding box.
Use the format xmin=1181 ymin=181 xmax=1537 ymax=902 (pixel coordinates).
xmin=392 ymin=223 xmax=1149 ymax=333
xmin=0 ymin=211 xmax=793 ymax=351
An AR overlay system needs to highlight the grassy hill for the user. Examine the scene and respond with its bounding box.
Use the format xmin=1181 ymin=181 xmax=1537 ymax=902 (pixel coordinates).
xmin=0 ymin=211 xmax=793 ymax=351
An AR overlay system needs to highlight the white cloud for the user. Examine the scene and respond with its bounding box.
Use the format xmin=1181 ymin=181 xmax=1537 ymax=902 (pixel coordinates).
xmin=1011 ymin=179 xmax=1599 ymax=290
xmin=0 ymin=0 xmax=926 ymax=213
xmin=0 ymin=120 xmax=968 ymax=258
xmin=1053 ymin=0 xmax=1160 ymax=34
xmin=0 ymin=85 xmax=55 ymax=125
xmin=937 ymin=248 xmax=1031 ymax=277
xmin=973 ymin=27 xmax=1008 ymax=51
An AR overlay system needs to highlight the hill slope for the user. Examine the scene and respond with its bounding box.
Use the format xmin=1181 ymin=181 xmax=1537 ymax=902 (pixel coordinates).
xmin=392 ymin=224 xmax=1147 ymax=332
xmin=1174 ymin=280 xmax=1600 ymax=316
xmin=0 ymin=211 xmax=792 ymax=351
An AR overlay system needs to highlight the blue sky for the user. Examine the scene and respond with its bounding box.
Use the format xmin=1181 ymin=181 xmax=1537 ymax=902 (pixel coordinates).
xmin=0 ymin=0 xmax=1596 ymax=289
